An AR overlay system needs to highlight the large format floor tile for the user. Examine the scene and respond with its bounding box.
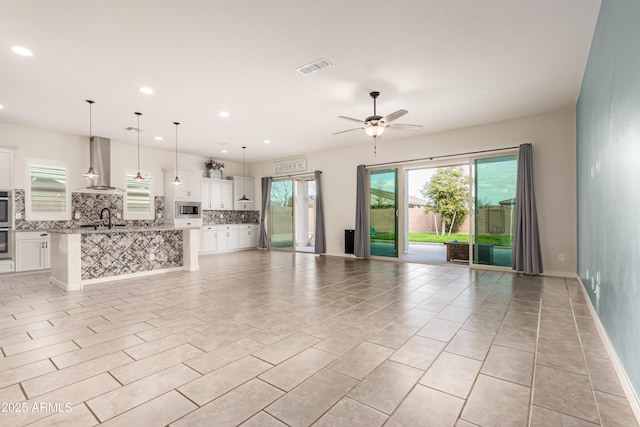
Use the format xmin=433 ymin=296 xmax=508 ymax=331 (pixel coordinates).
xmin=0 ymin=251 xmax=637 ymax=426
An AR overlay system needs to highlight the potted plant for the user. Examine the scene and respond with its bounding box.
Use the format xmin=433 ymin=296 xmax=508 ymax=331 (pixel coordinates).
xmin=205 ymin=158 xmax=225 ymax=179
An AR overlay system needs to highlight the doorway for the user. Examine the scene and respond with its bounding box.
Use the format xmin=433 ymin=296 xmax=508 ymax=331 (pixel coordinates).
xmin=269 ymin=176 xmax=316 ymax=252
xmin=369 ymin=169 xmax=398 ymax=258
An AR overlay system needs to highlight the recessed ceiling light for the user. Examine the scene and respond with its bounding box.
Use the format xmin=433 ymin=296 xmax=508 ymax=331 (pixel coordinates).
xmin=219 ymin=111 xmax=230 ymax=118
xmin=264 ymin=140 xmax=271 ymax=144
xmin=221 ymin=149 xmax=228 ymax=153
xmin=11 ymin=46 xmax=33 ymax=56
xmin=139 ymin=87 xmax=153 ymax=94
xmin=0 ymin=105 xmax=3 ymax=109
xmin=154 ymin=136 xmax=163 ymax=141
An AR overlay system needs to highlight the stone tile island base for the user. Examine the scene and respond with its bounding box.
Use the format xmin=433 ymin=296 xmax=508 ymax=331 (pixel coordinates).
xmin=49 ymin=227 xmax=199 ymax=291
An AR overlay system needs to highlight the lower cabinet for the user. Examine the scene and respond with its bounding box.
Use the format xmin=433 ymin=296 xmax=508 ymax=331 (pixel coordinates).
xmin=200 ymin=224 xmax=258 ymax=254
xmin=16 ymin=232 xmax=51 ymax=272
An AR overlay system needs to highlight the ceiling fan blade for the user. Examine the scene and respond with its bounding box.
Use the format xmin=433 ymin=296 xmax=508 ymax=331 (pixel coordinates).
xmin=388 ymin=123 xmax=423 ymax=130
xmin=338 ymin=115 xmax=365 ymax=123
xmin=383 ymin=109 xmax=408 ymax=123
xmin=332 ymin=127 xmax=363 ymax=135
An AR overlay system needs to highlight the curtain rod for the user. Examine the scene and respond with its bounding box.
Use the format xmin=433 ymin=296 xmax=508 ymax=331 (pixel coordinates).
xmin=364 ymin=145 xmax=521 ymax=168
xmin=274 ymin=170 xmax=322 ymax=178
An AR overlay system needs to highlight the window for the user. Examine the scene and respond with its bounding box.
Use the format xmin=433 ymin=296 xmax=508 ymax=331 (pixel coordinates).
xmin=124 ymin=170 xmax=153 ymax=220
xmin=26 ymin=161 xmax=71 ymax=221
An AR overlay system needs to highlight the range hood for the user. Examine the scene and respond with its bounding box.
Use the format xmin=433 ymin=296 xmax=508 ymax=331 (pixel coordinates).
xmin=77 ymin=136 xmax=124 ymax=192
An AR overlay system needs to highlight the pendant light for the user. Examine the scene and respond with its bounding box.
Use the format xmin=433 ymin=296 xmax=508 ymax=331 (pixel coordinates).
xmin=172 ymin=122 xmax=182 ymax=185
xmin=238 ymin=146 xmax=251 ymax=202
xmin=82 ymin=100 xmax=99 ymax=179
xmin=133 ymin=112 xmax=144 ymax=182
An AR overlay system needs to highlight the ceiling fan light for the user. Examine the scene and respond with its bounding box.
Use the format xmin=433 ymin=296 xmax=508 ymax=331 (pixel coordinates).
xmin=365 ymin=125 xmax=385 ymax=137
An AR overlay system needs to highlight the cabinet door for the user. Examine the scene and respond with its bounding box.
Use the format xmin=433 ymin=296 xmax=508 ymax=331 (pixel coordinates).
xmin=210 ymin=180 xmax=222 ymax=210
xmin=0 ymin=149 xmax=14 ymax=189
xmin=216 ymin=227 xmax=228 ymax=251
xmin=249 ymin=226 xmax=259 ymax=247
xmin=43 ymin=238 xmax=51 ymax=269
xmin=16 ymin=239 xmax=45 ymax=271
xmin=220 ymin=181 xmax=233 ymax=210
xmin=201 ymin=179 xmax=211 ymax=210
xmin=227 ymin=227 xmax=239 ymax=250
xmin=172 ymin=170 xmax=189 ymax=199
xmin=201 ymin=227 xmax=217 ymax=253
xmin=185 ymin=171 xmax=202 ymax=200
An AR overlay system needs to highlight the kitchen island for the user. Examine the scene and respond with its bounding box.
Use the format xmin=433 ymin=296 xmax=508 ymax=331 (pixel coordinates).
xmin=49 ymin=226 xmax=200 ymax=291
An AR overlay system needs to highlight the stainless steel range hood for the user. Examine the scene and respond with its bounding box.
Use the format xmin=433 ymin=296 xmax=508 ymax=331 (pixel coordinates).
xmin=77 ymin=136 xmax=124 ymax=192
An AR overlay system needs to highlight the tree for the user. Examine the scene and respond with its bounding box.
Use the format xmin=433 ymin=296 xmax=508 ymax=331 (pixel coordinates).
xmin=420 ymin=167 xmax=469 ymax=235
xmin=271 ymin=181 xmax=292 ymax=207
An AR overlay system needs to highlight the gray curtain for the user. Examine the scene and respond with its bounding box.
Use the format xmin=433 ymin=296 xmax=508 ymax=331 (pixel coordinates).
xmin=258 ymin=176 xmax=272 ymax=249
xmin=354 ymin=165 xmax=369 ymax=258
xmin=512 ymin=143 xmax=543 ymax=274
xmin=314 ymin=171 xmax=326 ymax=254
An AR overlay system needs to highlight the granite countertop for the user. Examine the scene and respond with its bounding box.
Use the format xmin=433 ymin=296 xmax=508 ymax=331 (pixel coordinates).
xmin=19 ymin=225 xmax=200 ymax=234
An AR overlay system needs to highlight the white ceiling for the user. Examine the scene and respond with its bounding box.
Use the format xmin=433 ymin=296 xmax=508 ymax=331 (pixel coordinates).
xmin=0 ymin=0 xmax=601 ymax=163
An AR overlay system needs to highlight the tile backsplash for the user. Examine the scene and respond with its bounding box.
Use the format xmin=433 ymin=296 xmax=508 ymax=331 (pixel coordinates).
xmin=14 ymin=189 xmax=259 ymax=230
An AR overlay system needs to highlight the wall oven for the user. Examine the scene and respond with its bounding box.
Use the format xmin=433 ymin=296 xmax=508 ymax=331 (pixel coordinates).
xmin=0 ymin=191 xmax=11 ymax=227
xmin=175 ymin=201 xmax=201 ymax=219
xmin=0 ymin=228 xmax=13 ymax=261
xmin=0 ymin=191 xmax=13 ymax=262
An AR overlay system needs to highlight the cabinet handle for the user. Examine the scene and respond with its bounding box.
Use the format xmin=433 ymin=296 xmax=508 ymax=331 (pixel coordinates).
xmin=40 ymin=233 xmax=48 ymax=237
xmin=41 ymin=242 xmax=44 ymax=248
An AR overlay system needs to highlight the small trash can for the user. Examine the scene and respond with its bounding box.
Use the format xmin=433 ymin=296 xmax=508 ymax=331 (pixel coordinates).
xmin=344 ymin=229 xmax=355 ymax=254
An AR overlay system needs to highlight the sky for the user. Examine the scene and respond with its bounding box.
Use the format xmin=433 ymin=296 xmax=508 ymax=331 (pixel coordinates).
xmin=407 ymin=156 xmax=517 ymax=205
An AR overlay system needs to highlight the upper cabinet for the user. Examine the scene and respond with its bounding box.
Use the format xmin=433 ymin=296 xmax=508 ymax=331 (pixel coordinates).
xmin=163 ymin=168 xmax=202 ymax=201
xmin=0 ymin=147 xmax=15 ymax=189
xmin=202 ymin=178 xmax=233 ymax=210
xmin=232 ymin=176 xmax=255 ymax=211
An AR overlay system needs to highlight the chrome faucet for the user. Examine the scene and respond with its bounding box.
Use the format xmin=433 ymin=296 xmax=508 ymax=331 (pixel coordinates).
xmin=100 ymin=207 xmax=112 ymax=229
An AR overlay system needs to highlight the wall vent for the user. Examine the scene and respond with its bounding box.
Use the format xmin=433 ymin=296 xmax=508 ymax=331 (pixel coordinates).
xmin=297 ymin=58 xmax=332 ymax=76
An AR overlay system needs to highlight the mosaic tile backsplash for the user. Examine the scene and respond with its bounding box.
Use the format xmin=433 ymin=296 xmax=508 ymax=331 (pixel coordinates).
xmin=14 ymin=189 xmax=259 ymax=230
xmin=81 ymin=230 xmax=182 ymax=280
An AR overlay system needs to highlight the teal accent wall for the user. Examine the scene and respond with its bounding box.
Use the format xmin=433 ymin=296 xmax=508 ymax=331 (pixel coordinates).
xmin=577 ymin=0 xmax=640 ymax=399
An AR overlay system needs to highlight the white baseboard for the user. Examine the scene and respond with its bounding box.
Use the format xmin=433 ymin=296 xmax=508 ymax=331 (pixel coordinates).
xmin=576 ymin=275 xmax=640 ymax=423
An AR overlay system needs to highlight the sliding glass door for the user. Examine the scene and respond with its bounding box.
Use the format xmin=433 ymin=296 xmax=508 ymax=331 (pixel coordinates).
xmin=269 ymin=177 xmax=316 ymax=252
xmin=270 ymin=180 xmax=294 ymax=249
xmin=370 ymin=169 xmax=398 ymax=257
xmin=473 ymin=155 xmax=517 ymax=267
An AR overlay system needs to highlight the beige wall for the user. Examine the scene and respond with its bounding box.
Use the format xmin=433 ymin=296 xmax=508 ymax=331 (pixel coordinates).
xmin=251 ymin=108 xmax=577 ymax=277
xmin=408 ymin=208 xmax=470 ymax=234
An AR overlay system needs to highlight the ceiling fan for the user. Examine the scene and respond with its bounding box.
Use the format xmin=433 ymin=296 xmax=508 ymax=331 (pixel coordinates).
xmin=333 ymin=91 xmax=422 ymax=138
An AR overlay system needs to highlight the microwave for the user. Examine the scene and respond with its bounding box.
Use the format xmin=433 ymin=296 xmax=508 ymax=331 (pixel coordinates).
xmin=0 ymin=191 xmax=11 ymax=228
xmin=175 ymin=201 xmax=201 ymax=219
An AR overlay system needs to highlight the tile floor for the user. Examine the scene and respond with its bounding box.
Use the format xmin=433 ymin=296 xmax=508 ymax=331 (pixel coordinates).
xmin=0 ymin=251 xmax=638 ymax=426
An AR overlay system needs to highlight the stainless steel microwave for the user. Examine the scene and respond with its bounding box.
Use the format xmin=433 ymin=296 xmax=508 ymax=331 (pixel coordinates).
xmin=0 ymin=191 xmax=11 ymax=228
xmin=175 ymin=201 xmax=201 ymax=219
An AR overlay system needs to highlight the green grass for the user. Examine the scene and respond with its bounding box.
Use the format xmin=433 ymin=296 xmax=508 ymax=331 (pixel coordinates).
xmin=408 ymin=232 xmax=512 ymax=246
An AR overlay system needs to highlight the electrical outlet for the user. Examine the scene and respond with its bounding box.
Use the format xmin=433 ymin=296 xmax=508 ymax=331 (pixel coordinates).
xmin=156 ymin=213 xmax=162 ymax=219
xmin=558 ymin=253 xmax=565 ymax=262
xmin=15 ymin=212 xmax=22 ymax=220
xmin=149 ymin=253 xmax=155 ymax=261
xmin=220 ymin=214 xmax=223 ymax=218
xmin=74 ymin=212 xmax=81 ymax=219
xmin=116 ymin=212 xmax=121 ymax=219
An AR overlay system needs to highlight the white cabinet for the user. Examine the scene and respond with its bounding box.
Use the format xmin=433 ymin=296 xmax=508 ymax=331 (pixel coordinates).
xmin=0 ymin=147 xmax=15 ymax=189
xmin=238 ymin=224 xmax=259 ymax=248
xmin=163 ymin=168 xmax=202 ymax=201
xmin=200 ymin=225 xmax=217 ymax=253
xmin=16 ymin=232 xmax=50 ymax=272
xmin=216 ymin=225 xmax=239 ymax=251
xmin=199 ymin=223 xmax=258 ymax=254
xmin=202 ymin=178 xmax=234 ymax=210
xmin=232 ymin=176 xmax=255 ymax=211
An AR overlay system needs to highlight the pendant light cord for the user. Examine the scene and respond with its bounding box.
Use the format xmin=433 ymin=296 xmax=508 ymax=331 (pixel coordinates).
xmin=136 ymin=112 xmax=141 ymax=175
xmin=87 ymin=100 xmax=94 ymax=169
xmin=174 ymin=122 xmax=180 ymax=176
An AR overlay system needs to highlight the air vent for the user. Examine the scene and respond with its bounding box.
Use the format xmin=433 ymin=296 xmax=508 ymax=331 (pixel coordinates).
xmin=297 ymin=58 xmax=332 ymax=76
